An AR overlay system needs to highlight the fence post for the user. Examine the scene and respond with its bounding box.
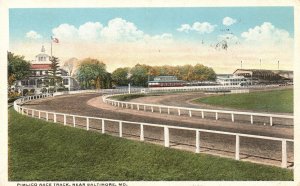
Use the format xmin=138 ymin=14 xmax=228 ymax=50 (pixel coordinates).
xmin=32 ymin=110 xmax=35 ymax=117
xmin=201 ymin=111 xmax=204 ymax=119
xmin=46 ymin=112 xmax=48 ymax=121
xmin=235 ymin=135 xmax=240 ymax=160
xmin=54 ymin=113 xmax=57 ymax=123
xmin=64 ymin=114 xmax=66 ymax=125
xmin=102 ymin=119 xmax=105 ymax=134
xmin=281 ymin=140 xmax=287 ymax=168
xmin=119 ymin=121 xmax=122 ymax=137
xmin=137 ymin=105 xmax=140 ymax=110
xmin=73 ymin=116 xmax=76 ymax=127
xmin=140 ymin=124 xmax=144 ymax=141
xmin=196 ymin=130 xmax=200 ymax=153
xmin=151 ymin=106 xmax=154 ymax=112
xmin=164 ymin=126 xmax=170 ymax=147
xmin=86 ymin=117 xmax=89 ymax=130
xmin=39 ymin=111 xmax=41 ymax=119
xmin=144 ymin=105 xmax=146 ymax=111
xmin=26 ymin=109 xmax=29 ymax=116
xmin=270 ymin=117 xmax=273 ymax=126
xmin=131 ymin=104 xmax=133 ymax=109
xmin=159 ymin=107 xmax=162 ymax=113
xmin=250 ymin=115 xmax=253 ymax=124
xmin=189 ymin=110 xmax=192 ymax=117
xmin=178 ymin=109 xmax=181 ymax=116
xmin=215 ymin=112 xmax=218 ymax=120
xmin=231 ymin=113 xmax=234 ymax=122
xmin=167 ymin=107 xmax=170 ymax=115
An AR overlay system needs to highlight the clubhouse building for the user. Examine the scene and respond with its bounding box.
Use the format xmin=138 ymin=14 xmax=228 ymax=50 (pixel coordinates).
xmin=14 ymin=46 xmax=79 ymax=94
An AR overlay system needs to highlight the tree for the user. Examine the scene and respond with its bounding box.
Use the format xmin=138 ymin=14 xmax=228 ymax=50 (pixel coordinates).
xmin=7 ymin=52 xmax=31 ymax=87
xmin=129 ymin=64 xmax=150 ymax=87
xmin=111 ymin=67 xmax=130 ymax=86
xmin=193 ymin=64 xmax=216 ymax=81
xmin=49 ymin=56 xmax=63 ymax=91
xmin=76 ymin=58 xmax=110 ymax=89
xmin=63 ymin=57 xmax=78 ymax=76
xmin=49 ymin=56 xmax=60 ymax=77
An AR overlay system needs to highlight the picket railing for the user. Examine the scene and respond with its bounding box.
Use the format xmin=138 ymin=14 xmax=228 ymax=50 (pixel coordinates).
xmin=13 ymin=92 xmax=293 ymax=168
xmin=53 ymin=84 xmax=282 ymax=95
xmin=102 ymin=92 xmax=293 ymax=126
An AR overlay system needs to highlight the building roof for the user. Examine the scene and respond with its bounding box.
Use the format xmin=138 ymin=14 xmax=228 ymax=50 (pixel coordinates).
xmin=31 ymin=64 xmax=52 ymax=70
xmin=233 ymin=69 xmax=293 ymax=74
xmin=148 ymin=80 xmax=185 ymax=83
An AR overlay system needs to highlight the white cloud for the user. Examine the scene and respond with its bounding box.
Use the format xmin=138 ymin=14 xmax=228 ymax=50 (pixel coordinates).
xmin=78 ymin=22 xmax=103 ymax=40
xmin=25 ymin=30 xmax=42 ymax=39
xmin=222 ymin=17 xmax=237 ymax=26
xmin=101 ymin=18 xmax=144 ymax=42
xmin=241 ymin=22 xmax=291 ymax=44
xmin=177 ymin=22 xmax=216 ymax=34
xmin=52 ymin=24 xmax=78 ymax=40
xmin=52 ymin=18 xmax=172 ymax=43
xmin=177 ymin=24 xmax=191 ymax=33
xmin=192 ymin=22 xmax=217 ymax=34
xmin=151 ymin=33 xmax=173 ymax=40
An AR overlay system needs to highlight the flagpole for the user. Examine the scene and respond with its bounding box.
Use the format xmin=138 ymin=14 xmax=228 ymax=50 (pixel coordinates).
xmin=50 ymin=36 xmax=53 ymax=57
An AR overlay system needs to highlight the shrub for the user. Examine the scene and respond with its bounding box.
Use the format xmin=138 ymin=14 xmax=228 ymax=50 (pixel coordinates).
xmin=41 ymin=88 xmax=47 ymax=93
xmin=23 ymin=89 xmax=29 ymax=96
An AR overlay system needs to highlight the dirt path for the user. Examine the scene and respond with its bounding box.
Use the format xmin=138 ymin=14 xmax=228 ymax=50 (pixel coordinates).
xmin=23 ymin=93 xmax=294 ymax=168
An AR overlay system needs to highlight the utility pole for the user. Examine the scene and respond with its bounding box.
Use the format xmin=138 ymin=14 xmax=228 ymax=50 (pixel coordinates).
xmin=260 ymin=59 xmax=261 ymax=70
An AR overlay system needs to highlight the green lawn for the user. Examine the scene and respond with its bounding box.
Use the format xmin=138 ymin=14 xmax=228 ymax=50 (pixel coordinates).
xmin=194 ymin=89 xmax=293 ymax=113
xmin=8 ymin=108 xmax=293 ymax=181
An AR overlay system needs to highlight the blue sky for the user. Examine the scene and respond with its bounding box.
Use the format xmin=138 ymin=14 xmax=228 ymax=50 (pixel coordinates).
xmin=9 ymin=7 xmax=294 ymax=73
xmin=9 ymin=7 xmax=294 ymax=42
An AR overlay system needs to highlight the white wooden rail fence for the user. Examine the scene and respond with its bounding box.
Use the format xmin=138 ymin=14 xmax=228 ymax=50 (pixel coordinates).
xmin=13 ymin=91 xmax=293 ymax=168
xmin=55 ymin=84 xmax=281 ymax=95
xmin=102 ymin=88 xmax=293 ymax=126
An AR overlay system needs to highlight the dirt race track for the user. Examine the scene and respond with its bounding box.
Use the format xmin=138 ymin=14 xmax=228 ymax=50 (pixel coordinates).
xmin=23 ymin=92 xmax=294 ymax=168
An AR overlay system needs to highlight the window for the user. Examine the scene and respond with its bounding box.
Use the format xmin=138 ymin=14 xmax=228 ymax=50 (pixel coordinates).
xmin=63 ymin=79 xmax=69 ymax=85
xmin=21 ymin=80 xmax=28 ymax=86
xmin=29 ymin=79 xmax=36 ymax=85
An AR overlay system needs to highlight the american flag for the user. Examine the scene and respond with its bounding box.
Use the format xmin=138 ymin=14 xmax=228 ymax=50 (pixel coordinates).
xmin=51 ymin=36 xmax=59 ymax=43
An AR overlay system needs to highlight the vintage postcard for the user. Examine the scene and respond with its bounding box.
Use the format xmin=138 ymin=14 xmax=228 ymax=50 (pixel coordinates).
xmin=1 ymin=0 xmax=299 ymax=186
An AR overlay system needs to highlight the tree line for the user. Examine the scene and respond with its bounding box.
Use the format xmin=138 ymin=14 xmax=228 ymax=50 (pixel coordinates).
xmin=77 ymin=62 xmax=216 ymax=88
xmin=111 ymin=64 xmax=216 ymax=87
xmin=8 ymin=52 xmax=216 ymax=92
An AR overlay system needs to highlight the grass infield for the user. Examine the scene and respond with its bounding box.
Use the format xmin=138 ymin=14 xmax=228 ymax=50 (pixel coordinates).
xmin=194 ymin=89 xmax=293 ymax=113
xmin=8 ymin=108 xmax=293 ymax=181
